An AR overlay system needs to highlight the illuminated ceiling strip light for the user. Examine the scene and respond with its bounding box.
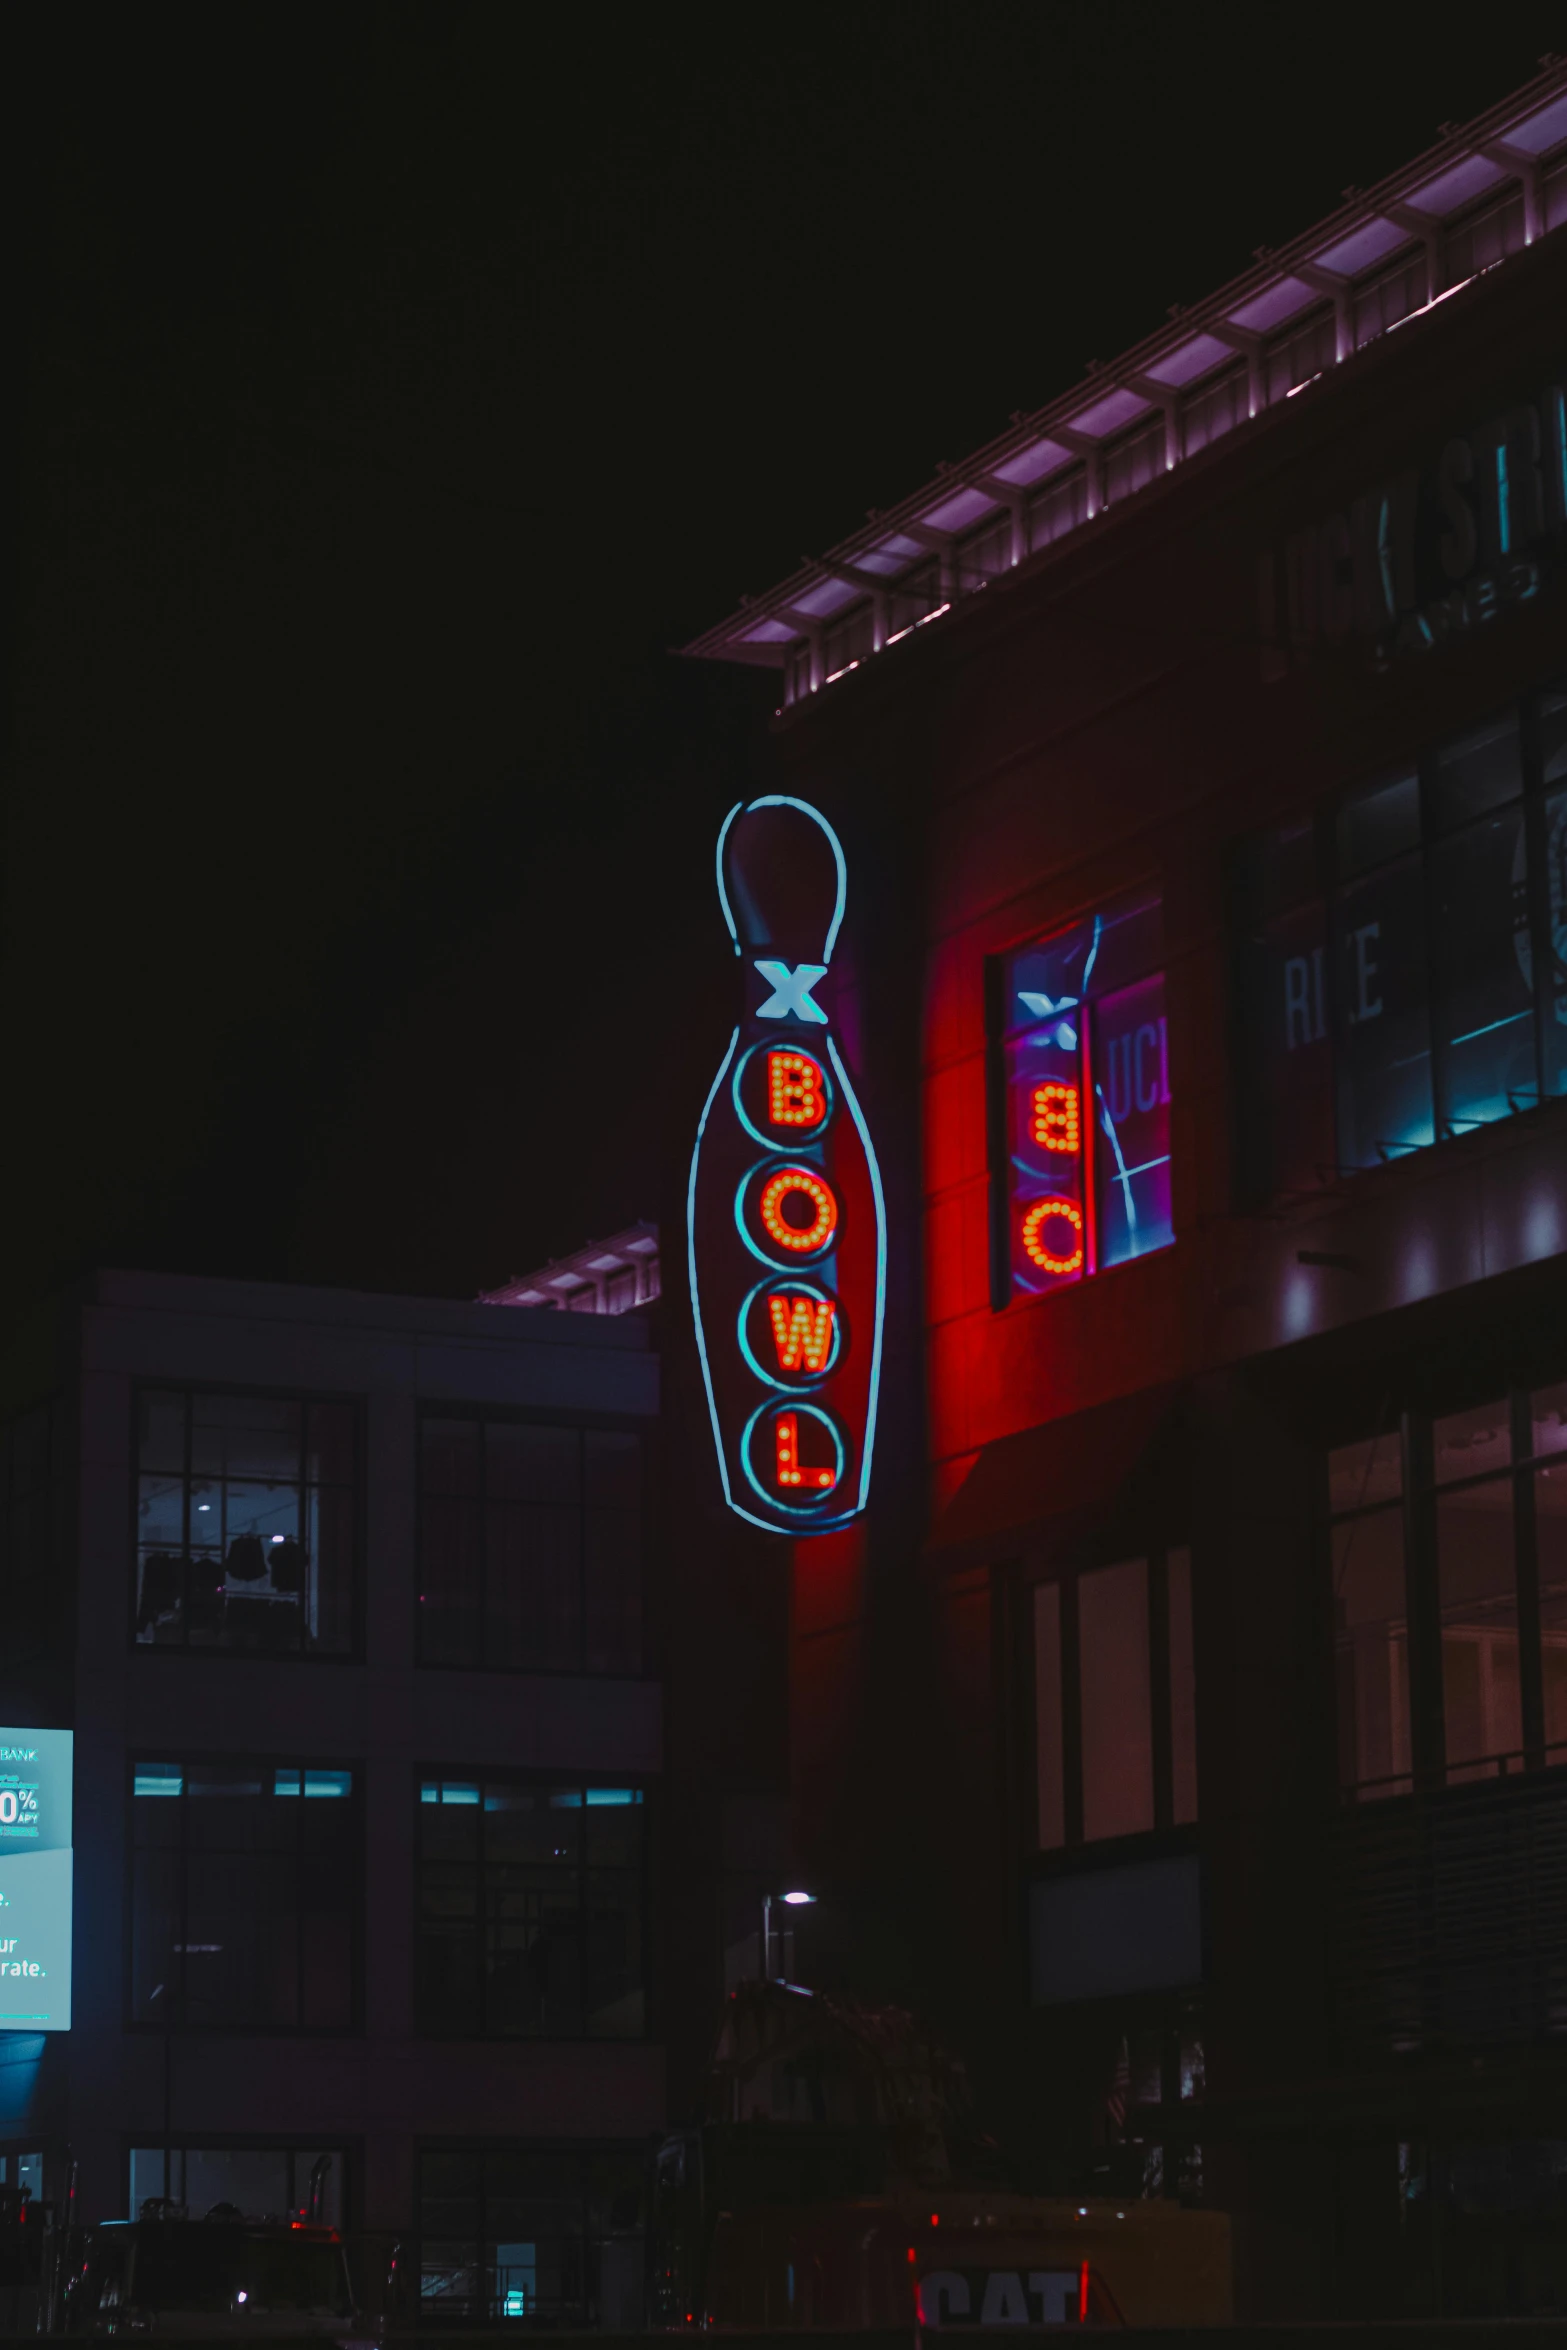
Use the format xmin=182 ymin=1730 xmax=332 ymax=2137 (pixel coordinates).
xmin=827 ymin=1032 xmax=886 ymax=1515
xmin=687 ymin=1025 xmax=742 ymax=1518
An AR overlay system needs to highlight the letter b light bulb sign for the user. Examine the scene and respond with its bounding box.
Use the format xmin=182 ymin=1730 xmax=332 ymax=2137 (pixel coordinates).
xmin=687 ymin=797 xmax=886 ymax=1534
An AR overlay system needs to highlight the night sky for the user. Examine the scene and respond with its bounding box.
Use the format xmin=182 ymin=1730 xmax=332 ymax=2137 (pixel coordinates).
xmin=11 ymin=6 xmax=1567 ymax=1307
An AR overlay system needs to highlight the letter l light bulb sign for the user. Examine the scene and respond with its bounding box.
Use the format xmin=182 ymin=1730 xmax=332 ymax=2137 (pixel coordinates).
xmin=687 ymin=796 xmax=886 ymax=1534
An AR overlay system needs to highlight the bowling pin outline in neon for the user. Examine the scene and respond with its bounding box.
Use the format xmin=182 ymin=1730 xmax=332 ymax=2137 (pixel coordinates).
xmin=686 ymin=795 xmax=887 ymax=1533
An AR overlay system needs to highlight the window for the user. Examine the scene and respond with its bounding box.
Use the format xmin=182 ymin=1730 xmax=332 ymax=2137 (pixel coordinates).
xmin=134 ymin=1391 xmax=356 ymax=1657
xmin=418 ymin=1416 xmax=643 ymax=1673
xmin=1233 ymin=688 xmax=1567 ymax=1199
xmin=957 ymin=513 xmax=1012 ymax=590
xmin=1264 ymin=305 xmax=1336 ymax=403
xmin=992 ymin=886 xmax=1171 ymax=1303
xmin=1101 ymin=417 xmax=1165 ymax=507
xmin=130 ymin=1762 xmax=358 ymax=2031
xmin=0 ymin=1402 xmax=62 ymax=1666
xmin=1181 ymin=364 xmax=1246 ymax=457
xmin=127 ymin=2145 xmax=345 ymax=2224
xmin=416 ymin=1778 xmax=646 ymax=2039
xmin=1029 ymin=467 xmax=1088 ymax=552
xmin=418 ymin=2147 xmax=645 ymax=2327
xmin=1443 ymin=191 xmax=1526 ymax=287
xmin=1033 ymin=1550 xmax=1197 ymax=1849
xmin=1353 ymin=251 xmax=1425 ymax=348
xmin=1332 ymin=1384 xmax=1567 ymax=1800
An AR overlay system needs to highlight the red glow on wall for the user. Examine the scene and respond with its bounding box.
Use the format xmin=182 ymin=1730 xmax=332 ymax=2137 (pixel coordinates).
xmin=1022 ymin=1196 xmax=1084 ymax=1275
xmin=768 ymin=1294 xmax=837 ymax=1373
xmin=759 ymin=1168 xmax=838 ymax=1253
xmin=768 ymin=1050 xmax=827 ymax=1129
xmin=776 ymin=1412 xmax=835 ymax=1490
xmin=1032 ymin=1081 xmax=1080 ymax=1152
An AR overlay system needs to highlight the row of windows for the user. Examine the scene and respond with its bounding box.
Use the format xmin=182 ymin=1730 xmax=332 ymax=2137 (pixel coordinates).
xmin=982 ymin=678 xmax=1567 ymax=1309
xmin=795 ymin=172 xmax=1567 ymax=702
xmin=128 ymin=1764 xmax=647 ymax=2038
xmin=128 ymin=1392 xmax=646 ymax=1673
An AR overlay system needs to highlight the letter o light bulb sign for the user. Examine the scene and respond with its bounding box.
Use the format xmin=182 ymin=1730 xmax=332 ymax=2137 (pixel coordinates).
xmin=688 ymin=797 xmax=886 ymax=1535
xmin=0 ymin=1730 xmax=72 ymax=2030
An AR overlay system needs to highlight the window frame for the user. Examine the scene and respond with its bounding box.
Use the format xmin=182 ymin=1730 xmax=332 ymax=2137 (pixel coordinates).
xmin=985 ymin=883 xmax=1172 ymax=1311
xmin=123 ymin=2137 xmax=358 ymax=2226
xmin=125 ymin=1752 xmax=364 ymax=2038
xmin=413 ymin=1404 xmax=651 ymax=1678
xmin=412 ymin=1768 xmax=653 ymax=2045
xmin=1022 ymin=1546 xmax=1198 ymax=1855
xmin=1232 ymin=683 xmax=1567 ymax=1205
xmin=1327 ymin=1382 xmax=1567 ymax=1800
xmin=413 ymin=2139 xmax=648 ymax=2328
xmin=127 ymin=1382 xmax=364 ymax=1665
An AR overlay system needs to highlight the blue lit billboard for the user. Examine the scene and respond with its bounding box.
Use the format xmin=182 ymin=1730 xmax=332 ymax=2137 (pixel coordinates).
xmin=0 ymin=1731 xmax=71 ymax=2031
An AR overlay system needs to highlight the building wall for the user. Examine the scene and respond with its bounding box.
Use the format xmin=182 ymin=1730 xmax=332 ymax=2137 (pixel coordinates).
xmin=0 ymin=1272 xmax=664 ymax=2236
xmin=757 ymin=226 xmax=1567 ymax=2315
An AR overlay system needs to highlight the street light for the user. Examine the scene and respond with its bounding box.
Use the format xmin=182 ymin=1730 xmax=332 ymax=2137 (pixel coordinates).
xmin=761 ymin=1888 xmax=816 ymax=1982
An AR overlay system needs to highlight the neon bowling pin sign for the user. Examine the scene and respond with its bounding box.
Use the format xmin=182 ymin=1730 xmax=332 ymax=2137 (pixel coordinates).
xmin=687 ymin=796 xmax=886 ymax=1533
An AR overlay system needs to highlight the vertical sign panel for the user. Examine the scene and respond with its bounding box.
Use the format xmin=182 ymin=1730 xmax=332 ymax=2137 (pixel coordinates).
xmin=0 ymin=1730 xmax=71 ymax=2031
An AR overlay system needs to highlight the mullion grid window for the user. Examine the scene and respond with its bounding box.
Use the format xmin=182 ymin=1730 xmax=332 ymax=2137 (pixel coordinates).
xmin=415 ymin=1776 xmax=647 ymax=2041
xmin=417 ymin=2145 xmax=645 ymax=2325
xmin=1331 ymin=1380 xmax=1567 ymax=1799
xmin=1235 ymin=684 xmax=1567 ymax=1201
xmin=1031 ymin=1549 xmax=1197 ymax=1851
xmin=417 ymin=1413 xmax=643 ymax=1674
xmin=129 ymin=1759 xmax=359 ymax=2033
xmin=133 ymin=1388 xmax=357 ymax=1657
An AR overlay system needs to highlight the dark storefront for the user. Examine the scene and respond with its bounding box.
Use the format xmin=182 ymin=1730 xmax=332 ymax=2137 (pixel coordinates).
xmin=686 ymin=61 xmax=1567 ymax=2321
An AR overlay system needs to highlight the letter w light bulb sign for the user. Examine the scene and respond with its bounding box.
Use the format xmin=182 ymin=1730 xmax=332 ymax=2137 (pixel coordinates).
xmin=688 ymin=798 xmax=885 ymax=1534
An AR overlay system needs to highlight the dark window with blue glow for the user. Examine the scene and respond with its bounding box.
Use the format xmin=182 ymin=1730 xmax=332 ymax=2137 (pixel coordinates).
xmin=1235 ymin=686 xmax=1567 ymax=1197
xmin=995 ymin=887 xmax=1172 ymax=1302
xmin=417 ymin=2146 xmax=645 ymax=2327
xmin=415 ymin=1777 xmax=646 ymax=2040
xmin=129 ymin=1761 xmax=358 ymax=2032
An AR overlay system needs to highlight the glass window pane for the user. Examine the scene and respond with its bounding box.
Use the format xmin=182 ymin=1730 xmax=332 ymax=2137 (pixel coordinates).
xmin=1091 ymin=972 xmax=1173 ymax=1268
xmin=1033 ymin=1582 xmax=1065 ymax=1851
xmin=1538 ymin=784 xmax=1567 ymax=1104
xmin=422 ymin=1419 xmax=481 ymax=1498
xmin=1329 ymin=1431 xmax=1403 ymax=1514
xmin=1334 ymin=854 xmax=1434 ymax=1167
xmin=1079 ymin=1560 xmax=1154 ymax=1842
xmin=1430 ymin=710 xmax=1522 ymax=833
xmin=1536 ymin=1459 xmax=1567 ymax=1756
xmin=1337 ymin=769 xmax=1420 ymax=878
xmin=1429 ymin=808 xmax=1534 ymax=1134
xmin=1433 ymin=1401 xmax=1512 ymax=1485
xmin=1332 ymin=1508 xmax=1410 ymax=1796
xmin=1532 ymin=1383 xmax=1567 ymax=1461
xmin=1167 ymin=1547 xmax=1198 ymax=1826
xmin=1437 ymin=1476 xmax=1520 ymax=1778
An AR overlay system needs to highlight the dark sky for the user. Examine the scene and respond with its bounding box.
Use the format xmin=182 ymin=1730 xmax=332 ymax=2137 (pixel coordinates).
xmin=11 ymin=5 xmax=1567 ymax=1304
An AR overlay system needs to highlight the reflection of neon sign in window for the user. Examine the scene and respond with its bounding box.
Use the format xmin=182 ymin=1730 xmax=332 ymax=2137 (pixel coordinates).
xmin=995 ymin=886 xmax=1173 ymax=1302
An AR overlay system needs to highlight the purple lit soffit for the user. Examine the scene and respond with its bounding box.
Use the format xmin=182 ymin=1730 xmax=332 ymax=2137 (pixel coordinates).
xmin=740 ymin=616 xmax=798 ymax=645
xmin=991 ymin=437 xmax=1074 ymax=486
xmin=1227 ymin=275 xmax=1319 ymax=333
xmin=1508 ymin=90 xmax=1567 ymax=153
xmin=791 ymin=574 xmax=862 ymax=620
xmin=863 ymin=532 xmax=926 ymax=571
xmin=1065 ymin=385 xmax=1151 ymax=439
xmin=920 ymin=484 xmax=1000 ymax=533
xmin=1403 ymin=151 xmax=1508 ymax=215
xmin=1311 ymin=215 xmax=1410 ymax=276
xmin=1143 ymin=333 xmax=1234 ymax=389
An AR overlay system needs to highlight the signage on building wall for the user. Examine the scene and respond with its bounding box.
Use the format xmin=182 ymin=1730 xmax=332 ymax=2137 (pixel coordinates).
xmin=688 ymin=797 xmax=885 ymax=1534
xmin=1257 ymin=380 xmax=1567 ymax=677
xmin=0 ymin=1731 xmax=71 ymax=2031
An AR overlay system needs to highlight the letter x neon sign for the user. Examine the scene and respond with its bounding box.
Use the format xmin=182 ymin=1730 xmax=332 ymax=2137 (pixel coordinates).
xmin=755 ymin=960 xmax=828 ymax=1023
